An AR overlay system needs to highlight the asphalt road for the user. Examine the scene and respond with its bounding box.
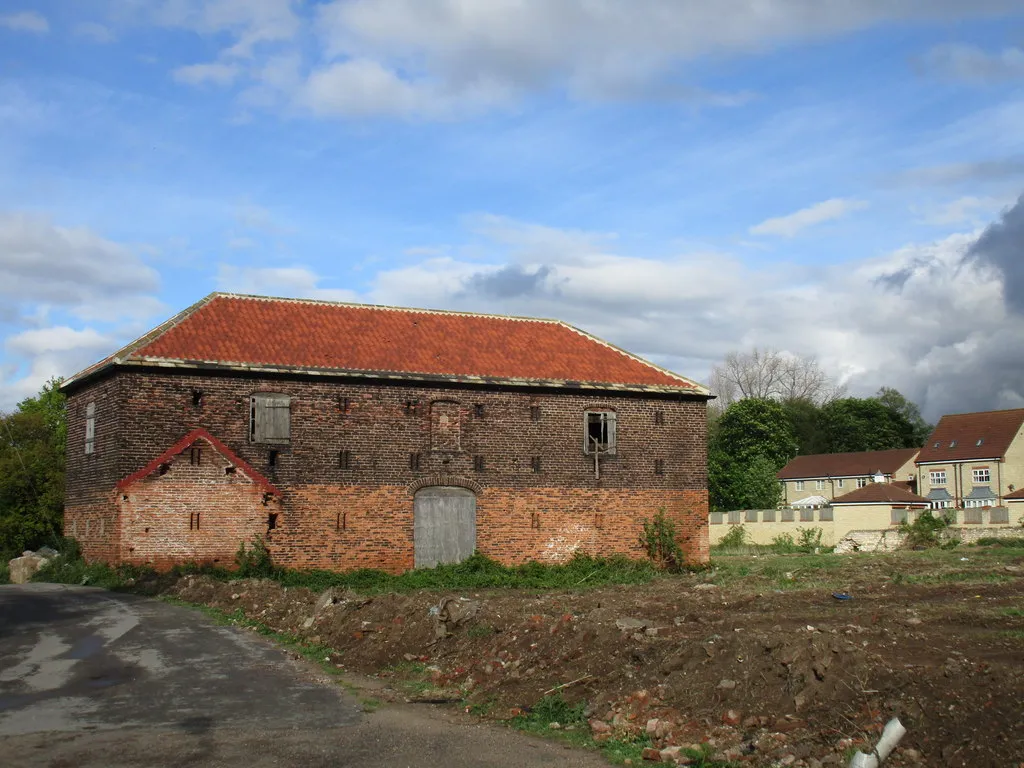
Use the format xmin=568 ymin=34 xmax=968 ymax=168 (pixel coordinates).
xmin=0 ymin=584 xmax=607 ymax=767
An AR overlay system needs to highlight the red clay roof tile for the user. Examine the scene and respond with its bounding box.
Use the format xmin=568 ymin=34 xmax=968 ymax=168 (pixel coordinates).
xmin=777 ymin=448 xmax=919 ymax=480
xmin=831 ymin=483 xmax=930 ymax=505
xmin=72 ymin=294 xmax=705 ymax=392
xmin=916 ymin=408 xmax=1024 ymax=463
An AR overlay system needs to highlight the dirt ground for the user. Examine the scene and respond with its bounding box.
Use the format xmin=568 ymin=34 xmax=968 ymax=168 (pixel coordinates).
xmin=161 ymin=547 xmax=1024 ymax=768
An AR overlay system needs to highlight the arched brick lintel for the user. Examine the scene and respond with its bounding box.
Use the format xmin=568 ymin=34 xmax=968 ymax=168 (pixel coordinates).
xmin=407 ymin=475 xmax=484 ymax=496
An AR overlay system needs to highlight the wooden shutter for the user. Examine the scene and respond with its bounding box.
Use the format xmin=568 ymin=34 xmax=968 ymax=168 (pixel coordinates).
xmin=605 ymin=412 xmax=617 ymax=455
xmin=251 ymin=394 xmax=290 ymax=443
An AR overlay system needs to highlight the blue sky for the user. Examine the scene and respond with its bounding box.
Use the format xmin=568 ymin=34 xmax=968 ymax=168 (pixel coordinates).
xmin=2 ymin=1 xmax=1024 ymax=419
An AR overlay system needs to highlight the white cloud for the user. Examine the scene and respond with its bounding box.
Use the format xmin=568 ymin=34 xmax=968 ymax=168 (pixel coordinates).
xmin=216 ymin=264 xmax=359 ymax=302
xmin=151 ymin=0 xmax=300 ymax=55
xmin=914 ymin=196 xmax=1010 ymax=226
xmin=74 ymin=21 xmax=116 ymax=44
xmin=358 ymin=213 xmax=1022 ymax=421
xmin=750 ymin=198 xmax=869 ymax=238
xmin=0 ymin=212 xmax=161 ymax=322
xmin=173 ymin=62 xmax=242 ymax=86
xmin=0 ymin=11 xmax=48 ymax=34
xmin=921 ymin=43 xmax=1024 ymax=82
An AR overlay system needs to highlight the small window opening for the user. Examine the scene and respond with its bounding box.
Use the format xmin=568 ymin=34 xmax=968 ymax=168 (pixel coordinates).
xmin=530 ymin=405 xmax=541 ymax=422
xmin=85 ymin=401 xmax=96 ymax=455
xmin=654 ymin=459 xmax=664 ymax=476
xmin=584 ymin=411 xmax=617 ymax=454
xmin=190 ymin=512 xmax=200 ymax=530
xmin=531 ymin=456 xmax=542 ymax=473
xmin=654 ymin=410 xmax=664 ymax=426
xmin=268 ymin=450 xmax=279 ymax=468
xmin=473 ymin=455 xmax=485 ymax=472
xmin=339 ymin=396 xmax=351 ymax=414
xmin=191 ymin=390 xmax=203 ymax=408
xmin=190 ymin=446 xmax=202 ymax=466
xmin=158 ymin=463 xmax=171 ymax=476
xmin=337 ymin=512 xmax=347 ymax=531
xmin=976 ymin=438 xmax=984 ymax=446
xmin=122 ymin=494 xmax=129 ymax=501
xmin=339 ymin=450 xmax=352 ymax=470
xmin=933 ymin=442 xmax=940 ymax=448
xmin=225 ymin=466 xmax=236 ymax=475
xmin=474 ymin=404 xmax=485 ymax=419
xmin=410 ymin=452 xmax=422 ymax=471
xmin=267 ymin=512 xmax=278 ymax=531
xmin=405 ymin=400 xmax=420 ymax=416
xmin=949 ymin=440 xmax=957 ymax=448
xmin=530 ymin=512 xmax=541 ymax=529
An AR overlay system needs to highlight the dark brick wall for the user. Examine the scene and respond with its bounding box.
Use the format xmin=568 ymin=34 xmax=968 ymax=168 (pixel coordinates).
xmin=64 ymin=368 xmax=709 ymax=570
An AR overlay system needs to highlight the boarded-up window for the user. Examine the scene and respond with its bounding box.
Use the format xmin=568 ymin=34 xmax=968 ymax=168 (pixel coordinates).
xmin=85 ymin=402 xmax=96 ymax=454
xmin=431 ymin=401 xmax=461 ymax=451
xmin=710 ymin=511 xmax=723 ymax=525
xmin=584 ymin=411 xmax=617 ymax=455
xmin=800 ymin=509 xmax=815 ymax=522
xmin=250 ymin=393 xmax=291 ymax=444
xmin=964 ymin=508 xmax=983 ymax=524
xmin=819 ymin=506 xmax=834 ymax=522
xmin=781 ymin=508 xmax=795 ymax=522
xmin=763 ymin=509 xmax=776 ymax=522
xmin=727 ymin=510 xmax=741 ymax=524
xmin=991 ymin=507 xmax=1009 ymax=524
xmin=891 ymin=508 xmax=909 ymax=526
xmin=745 ymin=510 xmax=759 ymax=523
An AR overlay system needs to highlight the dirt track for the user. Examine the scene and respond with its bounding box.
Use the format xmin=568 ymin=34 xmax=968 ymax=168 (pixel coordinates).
xmin=163 ymin=548 xmax=1024 ymax=767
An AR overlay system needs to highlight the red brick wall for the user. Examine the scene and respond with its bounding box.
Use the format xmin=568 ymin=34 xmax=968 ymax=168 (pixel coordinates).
xmin=64 ymin=369 xmax=709 ymax=570
xmin=117 ymin=437 xmax=280 ymax=569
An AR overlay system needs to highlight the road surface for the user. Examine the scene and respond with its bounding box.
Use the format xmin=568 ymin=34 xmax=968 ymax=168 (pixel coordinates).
xmin=0 ymin=583 xmax=607 ymax=767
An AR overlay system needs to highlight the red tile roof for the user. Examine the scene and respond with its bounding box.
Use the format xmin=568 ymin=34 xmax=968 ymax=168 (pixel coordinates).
xmin=916 ymin=408 xmax=1024 ymax=464
xmin=831 ymin=483 xmax=931 ymax=505
xmin=66 ymin=294 xmax=706 ymax=394
xmin=116 ymin=427 xmax=279 ymax=496
xmin=1004 ymin=487 xmax=1024 ymax=501
xmin=777 ymin=448 xmax=919 ymax=480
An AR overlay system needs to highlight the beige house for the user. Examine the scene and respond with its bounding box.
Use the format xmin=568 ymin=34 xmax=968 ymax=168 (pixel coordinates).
xmin=777 ymin=448 xmax=920 ymax=506
xmin=916 ymin=408 xmax=1024 ymax=522
xmin=829 ymin=482 xmax=931 ymax=528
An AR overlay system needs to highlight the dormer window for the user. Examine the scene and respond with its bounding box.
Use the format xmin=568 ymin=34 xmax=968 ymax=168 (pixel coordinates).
xmin=976 ymin=438 xmax=984 ymax=446
xmin=933 ymin=442 xmax=940 ymax=448
xmin=949 ymin=440 xmax=957 ymax=448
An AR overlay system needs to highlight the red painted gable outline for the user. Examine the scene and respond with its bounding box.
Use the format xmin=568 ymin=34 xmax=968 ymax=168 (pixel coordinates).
xmin=116 ymin=427 xmax=280 ymax=496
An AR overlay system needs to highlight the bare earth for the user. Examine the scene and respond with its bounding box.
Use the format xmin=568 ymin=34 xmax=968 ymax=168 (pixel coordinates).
xmin=164 ymin=547 xmax=1024 ymax=768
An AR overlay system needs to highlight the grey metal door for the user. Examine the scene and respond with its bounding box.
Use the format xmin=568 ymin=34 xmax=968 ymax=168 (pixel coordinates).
xmin=414 ymin=487 xmax=477 ymax=568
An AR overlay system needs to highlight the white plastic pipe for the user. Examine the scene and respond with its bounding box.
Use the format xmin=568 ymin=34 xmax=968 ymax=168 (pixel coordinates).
xmin=848 ymin=718 xmax=907 ymax=768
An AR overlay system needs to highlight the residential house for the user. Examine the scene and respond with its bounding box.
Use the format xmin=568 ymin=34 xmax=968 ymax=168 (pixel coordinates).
xmin=61 ymin=293 xmax=712 ymax=573
xmin=776 ymin=448 xmax=920 ymax=506
xmin=915 ymin=408 xmax=1024 ymax=521
xmin=829 ymin=482 xmax=932 ymax=528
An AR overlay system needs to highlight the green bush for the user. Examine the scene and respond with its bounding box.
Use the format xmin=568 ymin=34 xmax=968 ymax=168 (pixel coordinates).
xmin=235 ymin=537 xmax=278 ymax=578
xmin=771 ymin=532 xmax=797 ymax=554
xmin=0 ymin=560 xmax=9 ymax=585
xmin=975 ymin=536 xmax=1024 ymax=549
xmin=516 ymin=694 xmax=587 ymax=729
xmin=639 ymin=510 xmax=686 ymax=572
xmin=796 ymin=526 xmax=824 ymax=552
xmin=718 ymin=524 xmax=748 ymax=550
xmin=900 ymin=510 xmax=950 ymax=549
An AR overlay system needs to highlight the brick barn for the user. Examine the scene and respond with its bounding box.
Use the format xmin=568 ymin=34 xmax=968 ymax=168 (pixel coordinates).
xmin=61 ymin=293 xmax=712 ymax=572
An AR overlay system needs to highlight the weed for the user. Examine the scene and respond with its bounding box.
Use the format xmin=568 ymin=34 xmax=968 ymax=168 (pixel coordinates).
xmin=796 ymin=527 xmax=824 ymax=552
xmin=1000 ymin=607 xmax=1024 ymax=618
xmin=235 ymin=537 xmax=277 ymax=578
xmin=771 ymin=533 xmax=796 ymax=554
xmin=975 ymin=537 xmax=1024 ymax=549
xmin=717 ymin=525 xmax=748 ymax=550
xmin=639 ymin=509 xmax=686 ymax=572
xmin=899 ymin=510 xmax=951 ymax=549
xmin=467 ymin=623 xmax=498 ymax=639
xmin=360 ymin=697 xmax=382 ymax=712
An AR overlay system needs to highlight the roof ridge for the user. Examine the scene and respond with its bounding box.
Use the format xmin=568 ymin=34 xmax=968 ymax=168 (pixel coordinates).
xmin=938 ymin=407 xmax=1024 ymax=419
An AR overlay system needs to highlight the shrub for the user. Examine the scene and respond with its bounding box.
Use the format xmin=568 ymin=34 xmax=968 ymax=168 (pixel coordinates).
xmin=718 ymin=524 xmax=748 ymax=550
xmin=900 ymin=510 xmax=949 ymax=549
xmin=771 ymin=533 xmax=796 ymax=554
xmin=235 ymin=537 xmax=277 ymax=578
xmin=796 ymin=527 xmax=824 ymax=552
xmin=639 ymin=510 xmax=686 ymax=572
xmin=0 ymin=560 xmax=9 ymax=585
xmin=975 ymin=536 xmax=1024 ymax=549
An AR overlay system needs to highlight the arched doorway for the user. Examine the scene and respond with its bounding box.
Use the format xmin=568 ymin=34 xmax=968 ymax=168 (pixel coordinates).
xmin=413 ymin=486 xmax=477 ymax=568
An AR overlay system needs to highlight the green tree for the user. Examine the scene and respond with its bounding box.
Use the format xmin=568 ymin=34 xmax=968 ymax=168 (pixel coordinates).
xmin=709 ymin=399 xmax=796 ymax=511
xmin=817 ymin=396 xmax=917 ymax=453
xmin=0 ymin=378 xmax=67 ymax=556
xmin=781 ymin=397 xmax=825 ymax=455
xmin=876 ymin=387 xmax=932 ymax=445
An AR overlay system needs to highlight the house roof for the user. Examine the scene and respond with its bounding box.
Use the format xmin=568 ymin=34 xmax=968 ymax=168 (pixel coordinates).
xmin=116 ymin=427 xmax=279 ymax=496
xmin=776 ymin=448 xmax=919 ymax=481
xmin=63 ymin=293 xmax=709 ymax=396
xmin=831 ymin=483 xmax=931 ymax=506
xmin=966 ymin=486 xmax=997 ymax=500
xmin=927 ymin=488 xmax=953 ymax=501
xmin=1005 ymin=487 xmax=1024 ymax=501
xmin=916 ymin=408 xmax=1024 ymax=464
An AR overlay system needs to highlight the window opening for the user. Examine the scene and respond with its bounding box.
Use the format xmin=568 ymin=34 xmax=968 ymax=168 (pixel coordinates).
xmin=190 ymin=446 xmax=202 ymax=466
xmin=405 ymin=400 xmax=420 ymax=415
xmin=268 ymin=450 xmax=278 ymax=468
xmin=531 ymin=456 xmax=542 ymax=473
xmin=339 ymin=450 xmax=352 ymax=470
xmin=654 ymin=459 xmax=664 ymax=476
xmin=339 ymin=396 xmax=351 ymax=414
xmin=654 ymin=410 xmax=664 ymax=426
xmin=191 ymin=390 xmax=203 ymax=408
xmin=530 ymin=405 xmax=541 ymax=422
xmin=158 ymin=463 xmax=171 ymax=476
xmin=410 ymin=452 xmax=422 ymax=471
xmin=473 ymin=455 xmax=485 ymax=472
xmin=267 ymin=512 xmax=278 ymax=531
xmin=250 ymin=393 xmax=291 ymax=444
xmin=474 ymin=404 xmax=485 ymax=419
xmin=85 ymin=401 xmax=96 ymax=454
xmin=224 ymin=466 xmax=237 ymax=475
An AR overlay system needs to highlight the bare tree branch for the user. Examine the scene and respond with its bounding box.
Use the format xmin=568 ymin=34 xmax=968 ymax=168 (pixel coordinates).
xmin=709 ymin=347 xmax=842 ymax=406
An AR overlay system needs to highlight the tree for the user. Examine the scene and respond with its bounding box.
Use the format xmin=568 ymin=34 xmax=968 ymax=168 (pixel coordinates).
xmin=0 ymin=379 xmax=66 ymax=556
xmin=817 ymin=397 xmax=917 ymax=453
xmin=708 ymin=347 xmax=844 ymax=410
xmin=876 ymin=387 xmax=932 ymax=445
xmin=781 ymin=397 xmax=826 ymax=456
xmin=709 ymin=398 xmax=797 ymax=511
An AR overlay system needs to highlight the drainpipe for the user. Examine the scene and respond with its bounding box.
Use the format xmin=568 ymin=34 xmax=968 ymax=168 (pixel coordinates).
xmin=957 ymin=463 xmax=964 ymax=508
xmin=998 ymin=460 xmax=1003 ymax=505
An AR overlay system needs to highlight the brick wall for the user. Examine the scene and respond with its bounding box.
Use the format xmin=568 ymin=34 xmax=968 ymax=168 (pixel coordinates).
xmin=64 ymin=368 xmax=709 ymax=570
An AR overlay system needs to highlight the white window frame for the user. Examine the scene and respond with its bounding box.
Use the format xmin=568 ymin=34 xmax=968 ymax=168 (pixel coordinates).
xmin=837 ymin=478 xmax=845 ymax=489
xmin=815 ymin=479 xmax=825 ymax=491
xmin=929 ymin=470 xmax=947 ymax=485
xmin=250 ymin=393 xmax=292 ymax=444
xmin=85 ymin=401 xmax=96 ymax=455
xmin=972 ymin=468 xmax=991 ymax=484
xmin=795 ymin=480 xmax=805 ymax=491
xmin=856 ymin=477 xmax=868 ymax=488
xmin=583 ymin=411 xmax=617 ymax=455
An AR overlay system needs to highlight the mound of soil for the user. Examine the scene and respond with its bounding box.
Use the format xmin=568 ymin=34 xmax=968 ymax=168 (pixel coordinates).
xmin=167 ymin=565 xmax=1024 ymax=767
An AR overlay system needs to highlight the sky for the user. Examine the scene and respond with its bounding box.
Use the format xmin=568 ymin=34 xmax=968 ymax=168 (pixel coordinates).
xmin=1 ymin=0 xmax=1024 ymax=421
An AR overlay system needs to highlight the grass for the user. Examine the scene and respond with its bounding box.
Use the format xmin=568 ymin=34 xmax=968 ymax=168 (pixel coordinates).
xmin=1000 ymin=607 xmax=1024 ymax=618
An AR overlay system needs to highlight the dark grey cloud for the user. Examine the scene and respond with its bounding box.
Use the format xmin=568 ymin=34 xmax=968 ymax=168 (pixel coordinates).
xmin=463 ymin=265 xmax=555 ymax=299
xmin=967 ymin=193 xmax=1024 ymax=313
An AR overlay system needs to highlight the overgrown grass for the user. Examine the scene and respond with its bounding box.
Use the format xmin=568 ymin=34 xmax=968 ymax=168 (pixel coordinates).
xmin=974 ymin=537 xmax=1024 ymax=549
xmin=1000 ymin=607 xmax=1024 ymax=618
xmin=31 ymin=555 xmax=152 ymax=590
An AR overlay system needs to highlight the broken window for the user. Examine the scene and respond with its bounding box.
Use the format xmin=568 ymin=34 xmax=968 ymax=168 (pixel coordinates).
xmin=85 ymin=401 xmax=96 ymax=454
xmin=250 ymin=393 xmax=291 ymax=444
xmin=583 ymin=411 xmax=617 ymax=455
xmin=267 ymin=512 xmax=278 ymax=531
xmin=191 ymin=390 xmax=204 ymax=408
